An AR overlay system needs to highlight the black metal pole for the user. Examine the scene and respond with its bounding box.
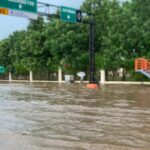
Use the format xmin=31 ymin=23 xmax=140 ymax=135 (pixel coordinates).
xmin=89 ymin=17 xmax=96 ymax=84
xmin=89 ymin=21 xmax=92 ymax=83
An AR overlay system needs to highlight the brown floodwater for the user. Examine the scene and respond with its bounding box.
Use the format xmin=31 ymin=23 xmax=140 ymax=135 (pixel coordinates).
xmin=0 ymin=82 xmax=150 ymax=150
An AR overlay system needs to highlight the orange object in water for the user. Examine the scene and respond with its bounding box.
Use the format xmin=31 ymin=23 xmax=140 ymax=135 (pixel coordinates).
xmin=86 ymin=83 xmax=99 ymax=89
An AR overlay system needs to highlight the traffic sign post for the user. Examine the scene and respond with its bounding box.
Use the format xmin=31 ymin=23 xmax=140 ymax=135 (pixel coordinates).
xmin=0 ymin=0 xmax=37 ymax=19
xmin=60 ymin=6 xmax=82 ymax=23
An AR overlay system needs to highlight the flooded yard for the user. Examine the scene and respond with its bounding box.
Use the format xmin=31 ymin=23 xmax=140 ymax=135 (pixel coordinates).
xmin=0 ymin=82 xmax=150 ymax=150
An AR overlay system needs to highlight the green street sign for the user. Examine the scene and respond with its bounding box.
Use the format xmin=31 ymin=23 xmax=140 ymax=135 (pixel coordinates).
xmin=0 ymin=0 xmax=37 ymax=13
xmin=0 ymin=66 xmax=5 ymax=74
xmin=60 ymin=6 xmax=82 ymax=23
xmin=0 ymin=0 xmax=37 ymax=19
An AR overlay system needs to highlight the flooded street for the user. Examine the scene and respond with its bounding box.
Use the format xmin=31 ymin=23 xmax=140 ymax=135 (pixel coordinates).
xmin=0 ymin=82 xmax=150 ymax=150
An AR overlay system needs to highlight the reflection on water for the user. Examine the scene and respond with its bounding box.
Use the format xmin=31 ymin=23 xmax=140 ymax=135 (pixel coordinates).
xmin=0 ymin=82 xmax=150 ymax=150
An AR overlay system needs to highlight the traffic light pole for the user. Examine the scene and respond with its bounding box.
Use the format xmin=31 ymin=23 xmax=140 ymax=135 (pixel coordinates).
xmin=86 ymin=16 xmax=98 ymax=89
xmin=89 ymin=18 xmax=95 ymax=83
xmin=37 ymin=2 xmax=98 ymax=88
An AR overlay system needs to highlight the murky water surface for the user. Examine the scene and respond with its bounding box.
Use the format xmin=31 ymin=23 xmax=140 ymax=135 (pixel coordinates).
xmin=0 ymin=82 xmax=150 ymax=150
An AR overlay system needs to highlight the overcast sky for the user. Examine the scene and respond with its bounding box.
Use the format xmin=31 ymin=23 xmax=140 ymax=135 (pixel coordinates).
xmin=0 ymin=0 xmax=85 ymax=40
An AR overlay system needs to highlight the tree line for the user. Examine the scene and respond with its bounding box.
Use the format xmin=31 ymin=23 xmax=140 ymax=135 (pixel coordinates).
xmin=0 ymin=0 xmax=150 ymax=81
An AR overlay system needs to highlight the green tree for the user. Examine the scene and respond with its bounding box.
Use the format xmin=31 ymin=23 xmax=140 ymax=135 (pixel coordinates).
xmin=44 ymin=20 xmax=89 ymax=74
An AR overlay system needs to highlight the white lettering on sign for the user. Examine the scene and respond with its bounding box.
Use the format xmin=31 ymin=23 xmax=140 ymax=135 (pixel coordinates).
xmin=8 ymin=0 xmax=35 ymax=7
xmin=62 ymin=8 xmax=75 ymax=14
